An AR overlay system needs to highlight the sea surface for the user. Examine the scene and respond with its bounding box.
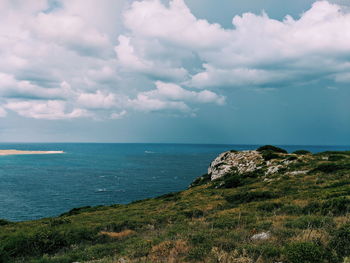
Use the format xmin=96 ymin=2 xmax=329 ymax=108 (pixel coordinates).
xmin=0 ymin=143 xmax=349 ymax=221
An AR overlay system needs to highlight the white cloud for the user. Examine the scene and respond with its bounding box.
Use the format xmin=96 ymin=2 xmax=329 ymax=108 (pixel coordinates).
xmin=121 ymin=0 xmax=350 ymax=90
xmin=5 ymin=100 xmax=89 ymax=120
xmin=30 ymin=12 xmax=112 ymax=57
xmin=0 ymin=73 xmax=73 ymax=99
xmin=110 ymin=110 xmax=127 ymax=119
xmin=128 ymin=81 xmax=225 ymax=113
xmin=115 ymin=35 xmax=188 ymax=80
xmin=0 ymin=107 xmax=7 ymax=117
xmin=1 ymin=0 xmax=349 ymax=121
xmin=77 ymin=90 xmax=118 ymax=109
xmin=123 ymin=0 xmax=230 ymax=50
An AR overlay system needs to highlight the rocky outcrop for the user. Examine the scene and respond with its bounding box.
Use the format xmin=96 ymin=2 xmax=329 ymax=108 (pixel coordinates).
xmin=208 ymin=148 xmax=299 ymax=181
xmin=208 ymin=150 xmax=265 ymax=180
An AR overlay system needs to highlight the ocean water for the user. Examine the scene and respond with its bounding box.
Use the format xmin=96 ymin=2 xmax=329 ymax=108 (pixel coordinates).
xmin=0 ymin=143 xmax=349 ymax=222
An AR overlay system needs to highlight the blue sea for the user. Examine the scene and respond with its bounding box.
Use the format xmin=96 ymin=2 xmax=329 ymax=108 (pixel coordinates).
xmin=0 ymin=143 xmax=349 ymax=222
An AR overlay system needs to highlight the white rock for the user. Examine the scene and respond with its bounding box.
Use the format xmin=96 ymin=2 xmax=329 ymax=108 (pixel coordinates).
xmin=251 ymin=232 xmax=271 ymax=240
xmin=208 ymin=150 xmax=264 ymax=181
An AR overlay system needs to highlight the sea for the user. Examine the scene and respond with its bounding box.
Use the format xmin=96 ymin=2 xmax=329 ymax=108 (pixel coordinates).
xmin=0 ymin=143 xmax=349 ymax=222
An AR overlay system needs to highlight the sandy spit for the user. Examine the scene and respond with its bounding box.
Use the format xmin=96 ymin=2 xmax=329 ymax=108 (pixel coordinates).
xmin=0 ymin=150 xmax=64 ymax=156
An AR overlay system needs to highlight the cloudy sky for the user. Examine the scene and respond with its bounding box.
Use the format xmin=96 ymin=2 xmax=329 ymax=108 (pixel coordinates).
xmin=0 ymin=0 xmax=349 ymax=144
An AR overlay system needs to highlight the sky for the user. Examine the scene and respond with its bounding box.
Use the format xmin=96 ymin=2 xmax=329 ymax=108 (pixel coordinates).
xmin=0 ymin=0 xmax=349 ymax=145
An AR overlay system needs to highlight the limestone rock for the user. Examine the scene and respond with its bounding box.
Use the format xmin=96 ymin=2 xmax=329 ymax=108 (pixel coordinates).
xmin=208 ymin=150 xmax=264 ymax=181
xmin=251 ymin=231 xmax=271 ymax=241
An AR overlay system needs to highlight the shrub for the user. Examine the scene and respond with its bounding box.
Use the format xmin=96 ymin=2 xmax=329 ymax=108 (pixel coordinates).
xmin=321 ymin=197 xmax=350 ymax=216
xmin=211 ymin=217 xmax=240 ymax=229
xmin=257 ymin=202 xmax=283 ymax=212
xmin=60 ymin=206 xmax=92 ymax=217
xmin=285 ymin=242 xmax=324 ymax=263
xmin=281 ymin=204 xmax=303 ymax=215
xmin=285 ymin=215 xmax=334 ymax=229
xmin=0 ymin=219 xmax=11 ymax=226
xmin=328 ymin=155 xmax=346 ymax=161
xmin=330 ymin=224 xmax=350 ymax=259
xmin=187 ymin=233 xmax=213 ymax=260
xmin=219 ymin=173 xmax=243 ymax=188
xmin=156 ymin=191 xmax=181 ymax=201
xmin=310 ymin=164 xmax=350 ymax=174
xmin=293 ymin=150 xmax=311 ymax=155
xmin=225 ymin=191 xmax=278 ymax=205
xmin=257 ymin=145 xmax=288 ymax=154
xmin=132 ymin=239 xmax=152 ymax=257
xmin=246 ymin=244 xmax=282 ymax=260
xmin=190 ymin=174 xmax=211 ymax=188
xmin=183 ymin=209 xmax=204 ymax=219
xmin=261 ymin=150 xmax=283 ymax=161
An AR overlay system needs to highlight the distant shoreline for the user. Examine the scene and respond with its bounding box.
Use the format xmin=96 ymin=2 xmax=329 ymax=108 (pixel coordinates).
xmin=0 ymin=150 xmax=64 ymax=156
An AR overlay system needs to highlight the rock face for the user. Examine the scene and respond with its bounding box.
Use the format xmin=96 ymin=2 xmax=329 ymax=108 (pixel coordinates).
xmin=208 ymin=149 xmax=299 ymax=181
xmin=251 ymin=232 xmax=271 ymax=241
xmin=208 ymin=150 xmax=265 ymax=181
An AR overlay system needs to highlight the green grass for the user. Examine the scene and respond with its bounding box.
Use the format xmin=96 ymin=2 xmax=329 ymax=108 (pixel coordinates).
xmin=0 ymin=149 xmax=350 ymax=262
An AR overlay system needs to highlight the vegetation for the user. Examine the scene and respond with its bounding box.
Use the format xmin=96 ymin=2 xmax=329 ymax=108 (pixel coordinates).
xmin=0 ymin=148 xmax=350 ymax=262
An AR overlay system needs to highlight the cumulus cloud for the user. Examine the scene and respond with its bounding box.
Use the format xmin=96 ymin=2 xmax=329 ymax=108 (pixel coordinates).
xmin=128 ymin=81 xmax=225 ymax=113
xmin=110 ymin=110 xmax=127 ymax=119
xmin=121 ymin=0 xmax=350 ymax=89
xmin=1 ymin=0 xmax=349 ymax=121
xmin=0 ymin=107 xmax=7 ymax=118
xmin=4 ymin=100 xmax=89 ymax=120
xmin=123 ymin=0 xmax=230 ymax=49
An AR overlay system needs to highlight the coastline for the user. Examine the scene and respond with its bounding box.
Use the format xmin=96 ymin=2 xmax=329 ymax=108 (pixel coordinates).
xmin=0 ymin=150 xmax=64 ymax=156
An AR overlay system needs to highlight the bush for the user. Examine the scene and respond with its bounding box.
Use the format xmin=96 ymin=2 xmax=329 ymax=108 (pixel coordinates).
xmin=321 ymin=197 xmax=350 ymax=216
xmin=285 ymin=216 xmax=334 ymax=229
xmin=285 ymin=242 xmax=324 ymax=263
xmin=293 ymin=150 xmax=311 ymax=155
xmin=310 ymin=164 xmax=350 ymax=174
xmin=188 ymin=233 xmax=213 ymax=260
xmin=156 ymin=191 xmax=181 ymax=201
xmin=257 ymin=145 xmax=288 ymax=154
xmin=281 ymin=204 xmax=303 ymax=215
xmin=261 ymin=150 xmax=283 ymax=161
xmin=220 ymin=174 xmax=243 ymax=188
xmin=330 ymin=224 xmax=350 ymax=259
xmin=225 ymin=191 xmax=278 ymax=205
xmin=60 ymin=206 xmax=92 ymax=217
xmin=328 ymin=155 xmax=346 ymax=161
xmin=257 ymin=202 xmax=283 ymax=212
xmin=0 ymin=219 xmax=11 ymax=226
xmin=190 ymin=174 xmax=211 ymax=187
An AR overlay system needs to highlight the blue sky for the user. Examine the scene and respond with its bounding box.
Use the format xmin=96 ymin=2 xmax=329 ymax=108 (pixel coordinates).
xmin=0 ymin=0 xmax=349 ymax=145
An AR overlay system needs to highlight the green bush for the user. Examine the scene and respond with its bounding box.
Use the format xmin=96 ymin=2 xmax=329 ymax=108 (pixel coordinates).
xmin=310 ymin=164 xmax=350 ymax=174
xmin=328 ymin=155 xmax=346 ymax=161
xmin=261 ymin=150 xmax=283 ymax=161
xmin=293 ymin=150 xmax=311 ymax=155
xmin=225 ymin=191 xmax=278 ymax=205
xmin=156 ymin=191 xmax=181 ymax=201
xmin=285 ymin=242 xmax=324 ymax=263
xmin=190 ymin=174 xmax=211 ymax=187
xmin=187 ymin=232 xmax=213 ymax=260
xmin=257 ymin=145 xmax=288 ymax=153
xmin=330 ymin=224 xmax=350 ymax=259
xmin=0 ymin=219 xmax=11 ymax=226
xmin=322 ymin=197 xmax=350 ymax=216
xmin=0 ymin=226 xmax=97 ymax=259
xmin=257 ymin=202 xmax=283 ymax=212
xmin=246 ymin=244 xmax=282 ymax=260
xmin=285 ymin=216 xmax=334 ymax=229
xmin=281 ymin=204 xmax=303 ymax=215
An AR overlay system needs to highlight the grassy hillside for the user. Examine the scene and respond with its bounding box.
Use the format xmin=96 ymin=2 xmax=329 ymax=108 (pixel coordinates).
xmin=1 ymin=147 xmax=350 ymax=263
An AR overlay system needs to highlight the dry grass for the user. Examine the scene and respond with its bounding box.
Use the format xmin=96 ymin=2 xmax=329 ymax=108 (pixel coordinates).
xmin=149 ymin=240 xmax=189 ymax=263
xmin=99 ymin=229 xmax=135 ymax=239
